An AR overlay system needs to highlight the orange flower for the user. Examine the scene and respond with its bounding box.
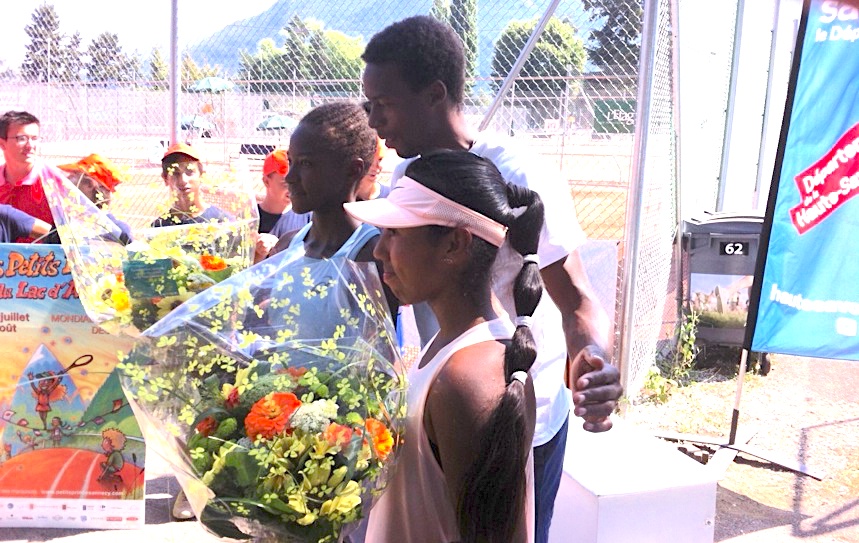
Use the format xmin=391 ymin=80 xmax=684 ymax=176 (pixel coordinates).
xmin=244 ymin=392 xmax=301 ymax=440
xmin=196 ymin=416 xmax=218 ymax=437
xmin=200 ymin=254 xmax=227 ymax=271
xmin=324 ymin=422 xmax=354 ymax=447
xmin=364 ymin=418 xmax=393 ymax=461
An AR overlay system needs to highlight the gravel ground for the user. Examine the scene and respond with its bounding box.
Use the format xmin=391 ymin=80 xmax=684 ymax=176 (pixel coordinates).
xmin=623 ymin=354 xmax=859 ymax=542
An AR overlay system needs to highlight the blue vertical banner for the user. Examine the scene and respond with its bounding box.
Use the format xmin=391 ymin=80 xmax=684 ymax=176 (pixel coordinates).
xmin=746 ymin=0 xmax=859 ymax=360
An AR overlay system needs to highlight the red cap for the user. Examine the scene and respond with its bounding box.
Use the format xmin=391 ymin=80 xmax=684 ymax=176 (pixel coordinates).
xmin=263 ymin=149 xmax=289 ymax=176
xmin=162 ymin=142 xmax=202 ymax=163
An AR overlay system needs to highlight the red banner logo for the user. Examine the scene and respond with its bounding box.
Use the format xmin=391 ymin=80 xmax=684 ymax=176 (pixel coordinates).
xmin=790 ymin=121 xmax=859 ymax=234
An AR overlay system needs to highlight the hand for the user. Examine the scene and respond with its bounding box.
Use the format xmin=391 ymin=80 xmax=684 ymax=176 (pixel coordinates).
xmin=254 ymin=233 xmax=279 ymax=262
xmin=569 ymin=345 xmax=622 ymax=433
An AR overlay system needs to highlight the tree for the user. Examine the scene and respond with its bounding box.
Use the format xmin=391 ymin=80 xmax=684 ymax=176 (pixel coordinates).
xmin=20 ymin=4 xmax=64 ymax=83
xmin=449 ymin=0 xmax=477 ymax=89
xmin=239 ymin=39 xmax=282 ymax=93
xmin=85 ymin=32 xmax=140 ymax=84
xmin=582 ymin=0 xmax=642 ymax=75
xmin=0 ymin=60 xmax=15 ymax=81
xmin=315 ymin=29 xmax=364 ymax=93
xmin=58 ymin=31 xmax=83 ymax=83
xmin=238 ymin=16 xmax=363 ymax=94
xmin=181 ymin=54 xmax=219 ymax=89
xmin=491 ymin=17 xmax=585 ymax=94
xmin=430 ymin=0 xmax=451 ymax=25
xmin=149 ymin=48 xmax=168 ymax=89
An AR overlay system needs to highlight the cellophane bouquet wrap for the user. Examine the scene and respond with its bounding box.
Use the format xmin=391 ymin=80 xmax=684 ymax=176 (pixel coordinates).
xmin=118 ymin=252 xmax=406 ymax=542
xmin=43 ymin=170 xmax=257 ymax=336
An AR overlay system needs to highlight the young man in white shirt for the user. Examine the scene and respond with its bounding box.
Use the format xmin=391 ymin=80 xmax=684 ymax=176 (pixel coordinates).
xmin=362 ymin=16 xmax=622 ymax=542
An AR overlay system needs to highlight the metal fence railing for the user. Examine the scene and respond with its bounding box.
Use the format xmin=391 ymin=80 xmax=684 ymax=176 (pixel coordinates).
xmin=1 ymin=0 xmax=679 ymax=398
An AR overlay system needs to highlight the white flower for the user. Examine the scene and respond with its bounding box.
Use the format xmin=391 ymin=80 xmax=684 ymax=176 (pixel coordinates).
xmin=290 ymin=399 xmax=339 ymax=434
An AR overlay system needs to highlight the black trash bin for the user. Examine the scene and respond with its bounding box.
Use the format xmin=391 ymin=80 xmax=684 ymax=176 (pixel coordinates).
xmin=682 ymin=211 xmax=769 ymax=373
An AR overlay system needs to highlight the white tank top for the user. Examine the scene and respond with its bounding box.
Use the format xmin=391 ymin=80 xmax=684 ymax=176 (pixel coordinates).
xmin=365 ymin=318 xmax=534 ymax=543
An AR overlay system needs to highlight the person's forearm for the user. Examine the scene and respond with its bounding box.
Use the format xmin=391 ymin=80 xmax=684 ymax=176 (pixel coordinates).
xmin=561 ymin=292 xmax=612 ymax=359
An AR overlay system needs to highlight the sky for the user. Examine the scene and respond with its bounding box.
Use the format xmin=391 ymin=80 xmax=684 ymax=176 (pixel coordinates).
xmin=0 ymin=0 xmax=278 ymax=67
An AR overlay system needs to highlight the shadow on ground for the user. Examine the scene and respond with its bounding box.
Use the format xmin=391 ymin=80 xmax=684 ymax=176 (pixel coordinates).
xmin=715 ymin=486 xmax=800 ymax=541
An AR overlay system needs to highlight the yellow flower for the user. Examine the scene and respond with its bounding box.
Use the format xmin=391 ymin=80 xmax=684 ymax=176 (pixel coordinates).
xmin=287 ymin=494 xmax=317 ymax=526
xmin=109 ymin=288 xmax=131 ymax=312
xmin=155 ymin=290 xmax=194 ymax=319
xmin=321 ymin=480 xmax=361 ymax=517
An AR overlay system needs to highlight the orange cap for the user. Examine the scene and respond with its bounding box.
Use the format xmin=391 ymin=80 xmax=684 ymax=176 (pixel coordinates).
xmin=263 ymin=149 xmax=289 ymax=176
xmin=162 ymin=142 xmax=202 ymax=163
xmin=58 ymin=154 xmax=126 ymax=192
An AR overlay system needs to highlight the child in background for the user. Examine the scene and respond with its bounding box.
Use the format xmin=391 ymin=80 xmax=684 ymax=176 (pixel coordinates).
xmin=254 ymin=149 xmax=309 ymax=263
xmin=356 ymin=137 xmax=391 ymax=201
xmin=58 ymin=154 xmax=132 ymax=243
xmin=152 ymin=143 xmax=229 ymax=227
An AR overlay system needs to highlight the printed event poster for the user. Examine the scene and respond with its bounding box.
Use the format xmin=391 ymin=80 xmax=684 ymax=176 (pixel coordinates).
xmin=0 ymin=244 xmax=145 ymax=529
xmin=746 ymin=0 xmax=859 ymax=360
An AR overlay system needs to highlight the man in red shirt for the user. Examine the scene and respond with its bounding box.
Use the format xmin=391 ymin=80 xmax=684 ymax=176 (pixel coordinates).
xmin=0 ymin=110 xmax=65 ymax=242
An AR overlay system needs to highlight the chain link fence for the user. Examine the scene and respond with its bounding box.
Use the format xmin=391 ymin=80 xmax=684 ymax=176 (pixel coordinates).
xmin=1 ymin=0 xmax=679 ymax=397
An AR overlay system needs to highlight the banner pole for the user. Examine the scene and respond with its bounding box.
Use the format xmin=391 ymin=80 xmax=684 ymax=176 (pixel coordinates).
xmin=728 ymin=349 xmax=748 ymax=445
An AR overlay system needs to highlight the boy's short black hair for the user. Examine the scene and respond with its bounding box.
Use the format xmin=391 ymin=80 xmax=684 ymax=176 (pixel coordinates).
xmin=362 ymin=16 xmax=466 ymax=105
xmin=0 ymin=111 xmax=40 ymax=139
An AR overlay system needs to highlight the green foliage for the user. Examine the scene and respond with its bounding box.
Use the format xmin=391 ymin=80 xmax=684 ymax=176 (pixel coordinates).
xmin=582 ymin=0 xmax=642 ymax=75
xmin=20 ymin=4 xmax=64 ymax=83
xmin=59 ymin=32 xmax=83 ymax=83
xmin=86 ymin=32 xmax=141 ymax=84
xmin=668 ymin=310 xmax=700 ymax=382
xmin=698 ymin=310 xmax=747 ymax=329
xmin=149 ymin=48 xmax=168 ymax=89
xmin=639 ymin=366 xmax=677 ymax=404
xmin=491 ymin=17 xmax=585 ymax=94
xmin=181 ymin=54 xmax=220 ymax=89
xmin=641 ymin=311 xmax=700 ymax=404
xmin=430 ymin=0 xmax=451 ymax=22
xmin=449 ymin=0 xmax=478 ymax=88
xmin=654 ymin=311 xmax=698 ymax=384
xmin=238 ymin=16 xmax=363 ymax=94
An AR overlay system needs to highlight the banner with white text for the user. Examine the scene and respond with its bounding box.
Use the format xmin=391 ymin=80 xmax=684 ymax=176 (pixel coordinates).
xmin=0 ymin=244 xmax=145 ymax=529
xmin=746 ymin=0 xmax=859 ymax=360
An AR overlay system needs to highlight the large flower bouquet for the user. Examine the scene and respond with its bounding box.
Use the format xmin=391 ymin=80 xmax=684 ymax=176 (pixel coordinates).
xmin=43 ymin=168 xmax=257 ymax=336
xmin=118 ymin=253 xmax=406 ymax=542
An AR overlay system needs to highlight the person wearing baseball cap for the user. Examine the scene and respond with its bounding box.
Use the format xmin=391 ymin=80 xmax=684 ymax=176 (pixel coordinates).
xmin=58 ymin=153 xmax=133 ymax=244
xmin=253 ymin=149 xmax=310 ymax=263
xmin=258 ymin=149 xmax=291 ymax=233
xmin=58 ymin=154 xmax=125 ymax=209
xmin=152 ymin=143 xmax=229 ymax=227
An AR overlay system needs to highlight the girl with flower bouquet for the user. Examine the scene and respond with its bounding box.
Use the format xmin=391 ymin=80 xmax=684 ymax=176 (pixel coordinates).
xmin=344 ymin=151 xmax=543 ymax=543
xmin=267 ymin=100 xmax=398 ymax=319
xmin=118 ymin=239 xmax=406 ymax=542
xmin=117 ymin=101 xmax=406 ymax=543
